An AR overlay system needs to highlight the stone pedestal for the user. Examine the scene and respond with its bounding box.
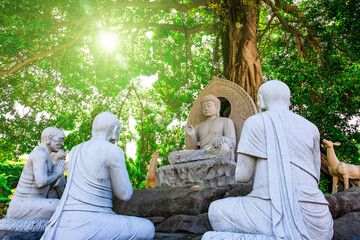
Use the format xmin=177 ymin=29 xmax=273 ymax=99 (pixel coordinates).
xmin=156 ymin=158 xmax=237 ymax=188
xmin=113 ymin=184 xmax=253 ymax=234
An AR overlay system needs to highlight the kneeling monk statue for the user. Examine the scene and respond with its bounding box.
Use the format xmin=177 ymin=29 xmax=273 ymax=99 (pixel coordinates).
xmin=204 ymin=81 xmax=333 ymax=239
xmin=169 ymin=95 xmax=236 ymax=164
xmin=0 ymin=127 xmax=66 ymax=232
xmin=41 ymin=112 xmax=155 ymax=240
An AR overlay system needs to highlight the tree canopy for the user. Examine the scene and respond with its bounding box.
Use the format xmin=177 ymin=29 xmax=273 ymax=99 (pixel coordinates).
xmin=1 ymin=0 xmax=359 ymax=188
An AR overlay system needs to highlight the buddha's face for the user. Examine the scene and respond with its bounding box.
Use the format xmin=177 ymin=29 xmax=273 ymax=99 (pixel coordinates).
xmin=202 ymin=100 xmax=217 ymax=117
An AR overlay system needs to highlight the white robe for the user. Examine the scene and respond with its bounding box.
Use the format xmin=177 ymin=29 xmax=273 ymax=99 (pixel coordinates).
xmin=6 ymin=162 xmax=59 ymax=221
xmin=169 ymin=117 xmax=236 ymax=164
xmin=208 ymin=111 xmax=333 ymax=240
xmin=41 ymin=143 xmax=154 ymax=240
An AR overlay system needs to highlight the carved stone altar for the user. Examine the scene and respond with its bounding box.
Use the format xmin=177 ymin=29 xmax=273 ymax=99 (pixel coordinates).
xmin=156 ymin=77 xmax=257 ymax=187
xmin=156 ymin=159 xmax=237 ymax=188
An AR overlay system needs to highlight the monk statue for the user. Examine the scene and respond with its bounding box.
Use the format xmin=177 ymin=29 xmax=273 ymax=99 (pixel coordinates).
xmin=204 ymin=81 xmax=333 ymax=239
xmin=41 ymin=112 xmax=155 ymax=240
xmin=168 ymin=95 xmax=236 ymax=164
xmin=0 ymin=127 xmax=66 ymax=232
xmin=47 ymin=149 xmax=67 ymax=199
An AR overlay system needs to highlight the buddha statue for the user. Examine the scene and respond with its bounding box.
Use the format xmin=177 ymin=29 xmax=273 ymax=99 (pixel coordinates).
xmin=168 ymin=95 xmax=236 ymax=164
xmin=156 ymin=77 xmax=258 ymax=188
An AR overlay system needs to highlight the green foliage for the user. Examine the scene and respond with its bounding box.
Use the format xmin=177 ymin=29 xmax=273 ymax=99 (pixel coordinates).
xmin=261 ymin=0 xmax=360 ymax=164
xmin=0 ymin=139 xmax=17 ymax=163
xmin=319 ymin=173 xmax=332 ymax=195
xmin=0 ymin=0 xmax=359 ymax=188
xmin=259 ymin=0 xmax=360 ymax=187
xmin=0 ymin=160 xmax=24 ymax=201
xmin=0 ymin=174 xmax=10 ymax=202
xmin=0 ymin=161 xmax=24 ymax=189
xmin=126 ymin=157 xmax=146 ymax=189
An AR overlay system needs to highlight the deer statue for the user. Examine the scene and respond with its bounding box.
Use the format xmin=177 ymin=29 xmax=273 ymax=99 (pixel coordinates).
xmin=145 ymin=150 xmax=159 ymax=189
xmin=323 ymin=139 xmax=360 ymax=194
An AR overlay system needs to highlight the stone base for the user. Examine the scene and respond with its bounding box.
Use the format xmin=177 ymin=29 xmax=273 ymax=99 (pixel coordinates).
xmin=113 ymin=184 xmax=253 ymax=234
xmin=333 ymin=212 xmax=360 ymax=240
xmin=325 ymin=186 xmax=360 ymax=219
xmin=155 ymin=213 xmax=211 ymax=234
xmin=156 ymin=158 xmax=237 ymax=187
xmin=202 ymin=231 xmax=275 ymax=240
xmin=154 ymin=232 xmax=202 ymax=240
xmin=0 ymin=231 xmax=203 ymax=240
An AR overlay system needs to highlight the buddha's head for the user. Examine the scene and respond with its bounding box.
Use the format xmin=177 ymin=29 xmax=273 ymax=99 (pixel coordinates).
xmin=41 ymin=127 xmax=65 ymax=152
xmin=92 ymin=112 xmax=122 ymax=144
xmin=257 ymin=80 xmax=290 ymax=112
xmin=201 ymin=95 xmax=221 ymax=118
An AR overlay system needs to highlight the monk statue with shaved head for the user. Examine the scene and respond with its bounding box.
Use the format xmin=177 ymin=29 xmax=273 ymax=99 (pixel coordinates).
xmin=41 ymin=112 xmax=155 ymax=240
xmin=0 ymin=127 xmax=66 ymax=232
xmin=203 ymin=81 xmax=333 ymax=239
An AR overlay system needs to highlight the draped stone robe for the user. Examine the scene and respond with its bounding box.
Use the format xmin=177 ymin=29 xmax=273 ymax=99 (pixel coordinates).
xmin=5 ymin=148 xmax=60 ymax=224
xmin=41 ymin=142 xmax=154 ymax=240
xmin=169 ymin=117 xmax=236 ymax=164
xmin=206 ymin=111 xmax=333 ymax=240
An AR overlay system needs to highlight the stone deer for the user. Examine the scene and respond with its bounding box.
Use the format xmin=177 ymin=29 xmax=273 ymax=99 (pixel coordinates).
xmin=145 ymin=150 xmax=159 ymax=189
xmin=323 ymin=139 xmax=360 ymax=194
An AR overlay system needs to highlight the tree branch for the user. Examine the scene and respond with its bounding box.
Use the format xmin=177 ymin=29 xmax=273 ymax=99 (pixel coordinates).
xmin=121 ymin=22 xmax=216 ymax=35
xmin=257 ymin=14 xmax=275 ymax=44
xmin=108 ymin=0 xmax=209 ymax=12
xmin=1 ymin=0 xmax=211 ymax=76
xmin=117 ymin=87 xmax=133 ymax=118
xmin=330 ymin=41 xmax=356 ymax=61
xmin=157 ymin=29 xmax=171 ymax=107
xmin=262 ymin=0 xmax=311 ymax=60
xmin=0 ymin=21 xmax=92 ymax=75
xmin=274 ymin=0 xmax=308 ymax=28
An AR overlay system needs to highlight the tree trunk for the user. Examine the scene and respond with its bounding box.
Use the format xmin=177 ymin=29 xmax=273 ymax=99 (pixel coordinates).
xmin=223 ymin=0 xmax=263 ymax=103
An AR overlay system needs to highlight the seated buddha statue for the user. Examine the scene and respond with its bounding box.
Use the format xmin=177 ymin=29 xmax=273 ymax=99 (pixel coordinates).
xmin=168 ymin=95 xmax=236 ymax=164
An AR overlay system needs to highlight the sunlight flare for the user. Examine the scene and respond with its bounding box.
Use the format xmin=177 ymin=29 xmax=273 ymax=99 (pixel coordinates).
xmin=99 ymin=31 xmax=118 ymax=51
